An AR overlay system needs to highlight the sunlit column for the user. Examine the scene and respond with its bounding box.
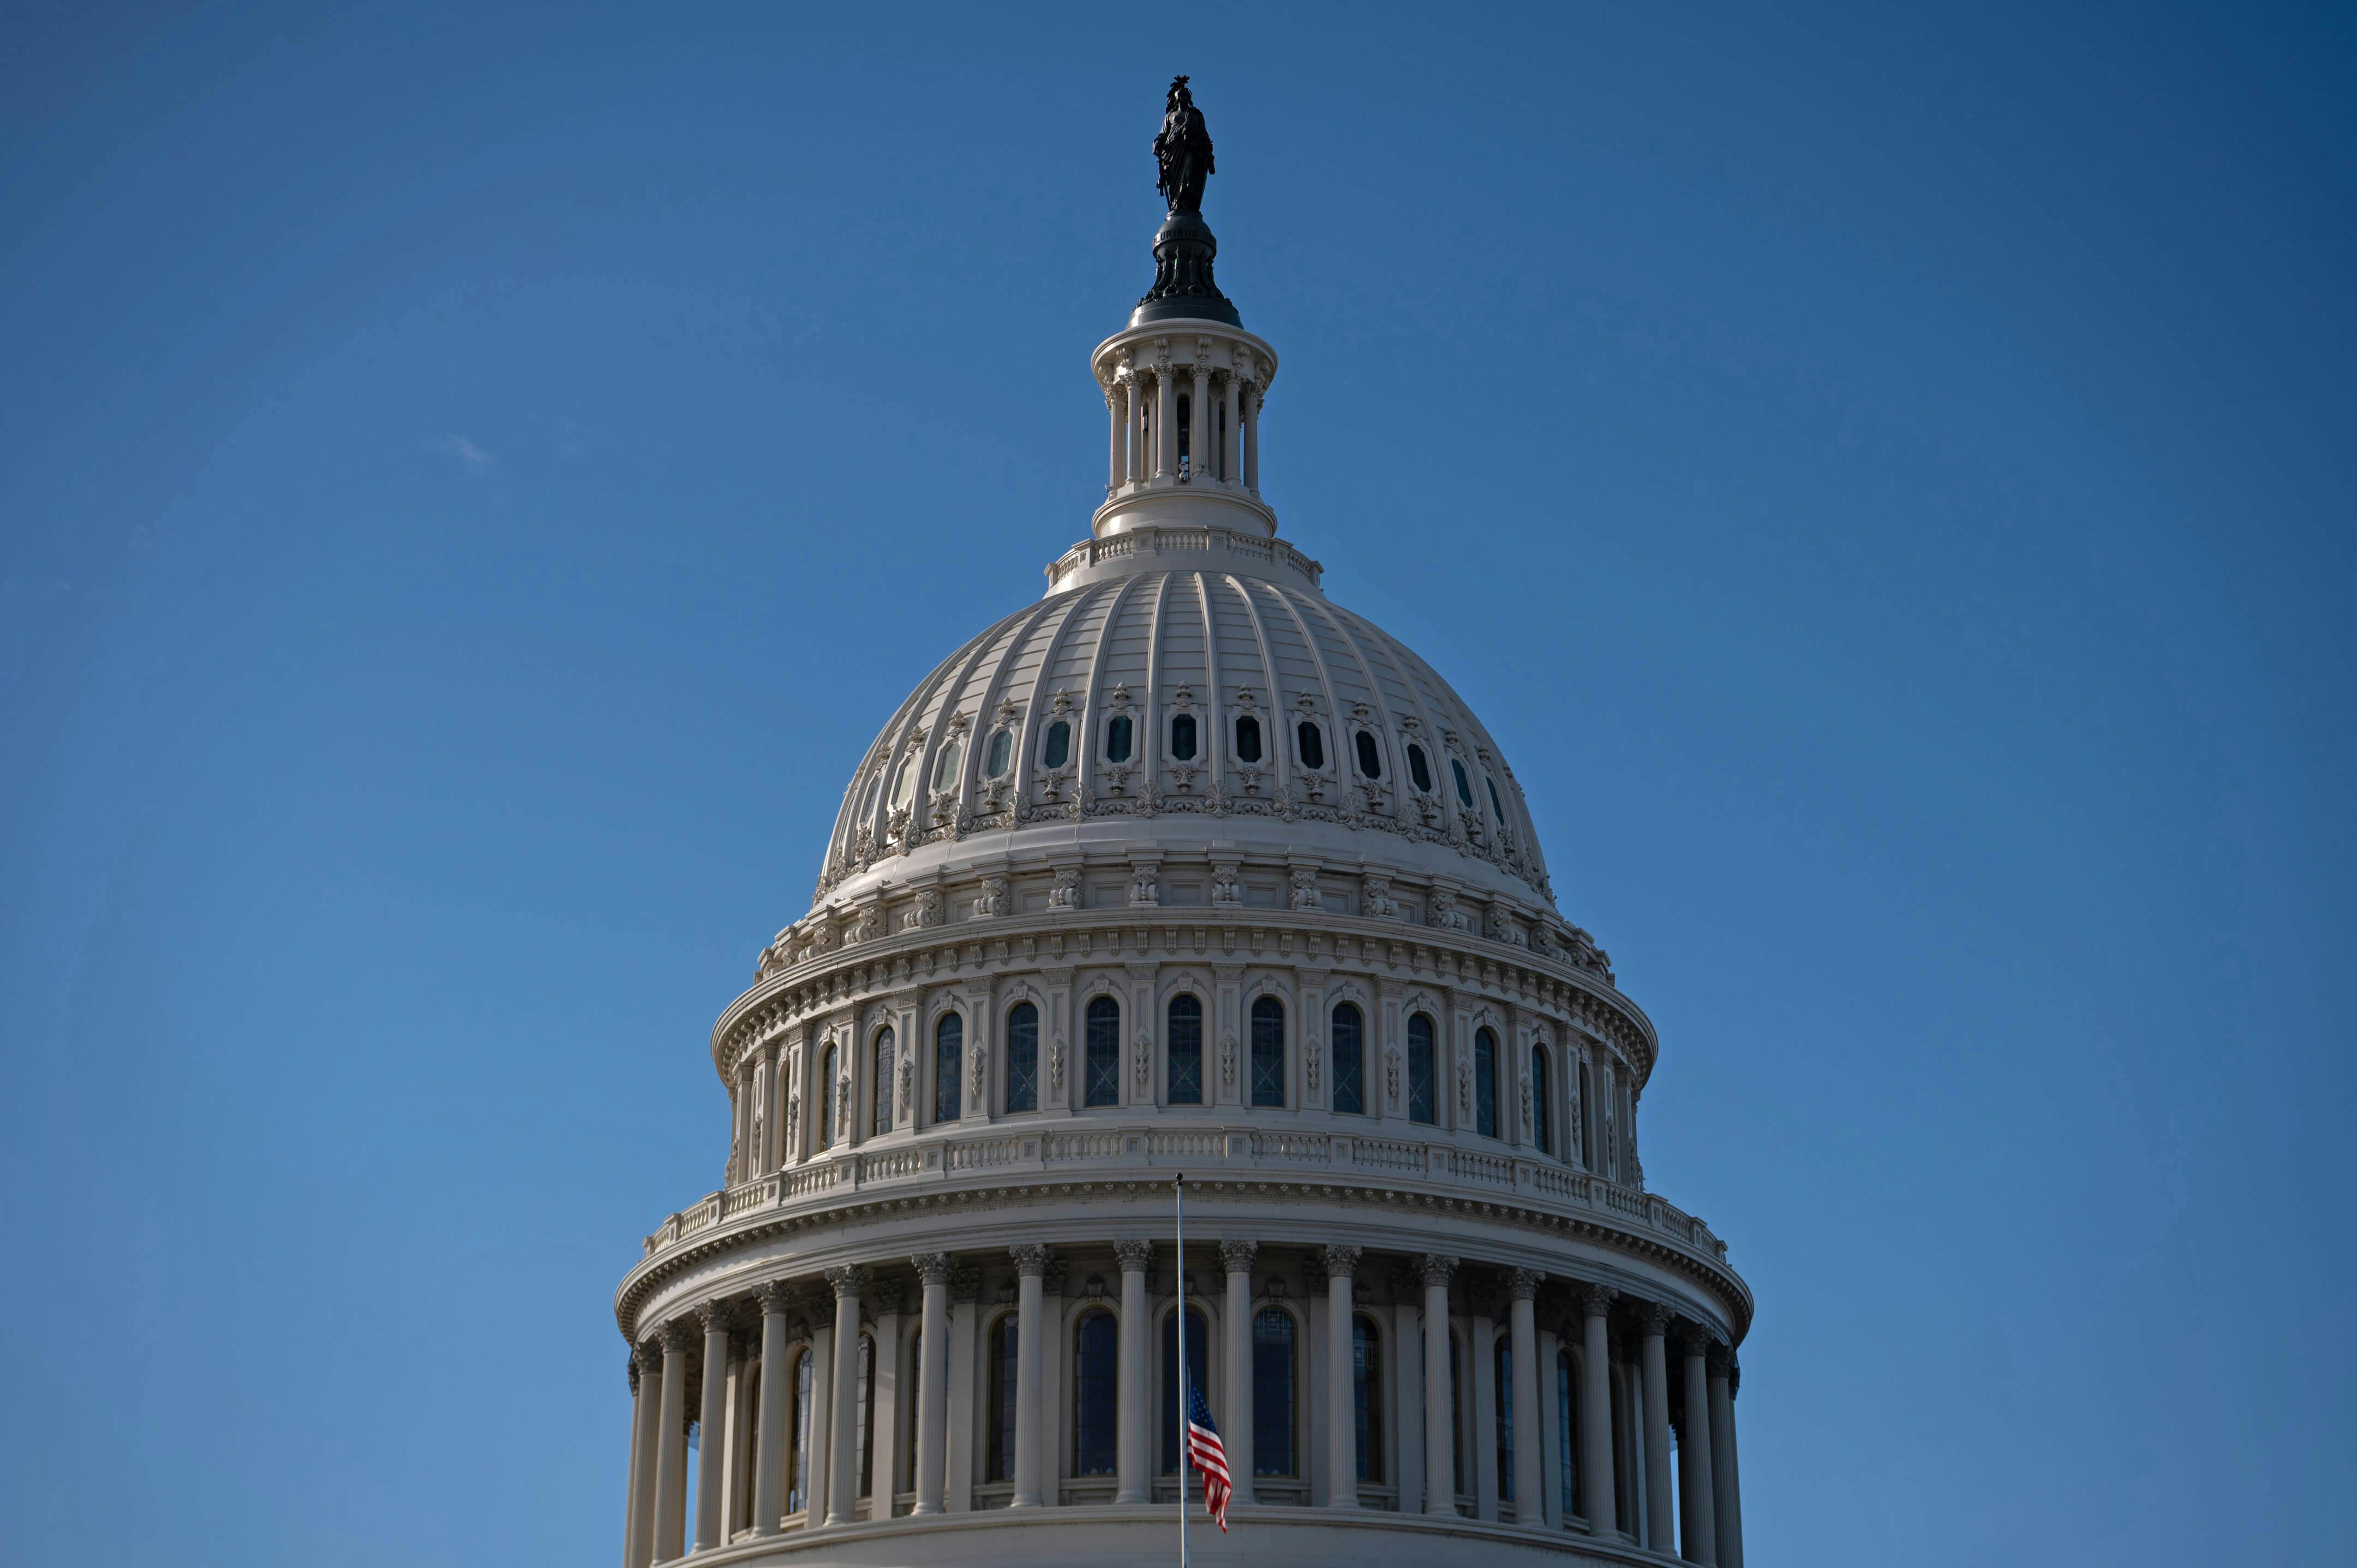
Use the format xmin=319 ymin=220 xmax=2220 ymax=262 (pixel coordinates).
xmin=1636 ymin=1303 xmax=1674 ymax=1551
xmin=623 ymin=1348 xmax=653 ymax=1568
xmin=1509 ymin=1269 xmax=1545 ymax=1523
xmin=1009 ymin=1246 xmax=1049 ymax=1506
xmin=911 ymin=1254 xmax=952 ymax=1514
xmin=1106 ymin=381 xmax=1127 ymax=492
xmin=654 ymin=1320 xmax=695 ymax=1561
xmin=1114 ymin=1241 xmax=1153 ymax=1503
xmin=1242 ymin=383 xmax=1262 ymax=492
xmin=1578 ymin=1285 xmax=1617 ymax=1536
xmin=1677 ymin=1328 xmax=1718 ymax=1564
xmin=694 ymin=1302 xmax=732 ymax=1549
xmin=1420 ymin=1253 xmax=1457 ymax=1516
xmin=1153 ymin=368 xmax=1176 ymax=480
xmin=1325 ymin=1245 xmax=1361 ymax=1508
xmin=1222 ymin=369 xmax=1241 ymax=483
xmin=1188 ymin=363 xmax=1210 ymax=482
xmin=752 ymin=1283 xmax=792 ymax=1536
xmin=1221 ymin=1240 xmax=1258 ymax=1504
xmin=824 ymin=1266 xmax=867 ymax=1526
xmin=944 ymin=1267 xmax=979 ymax=1510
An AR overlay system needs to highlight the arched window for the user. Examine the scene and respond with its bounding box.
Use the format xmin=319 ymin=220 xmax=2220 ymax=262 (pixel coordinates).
xmin=857 ymin=1333 xmax=876 ymax=1497
xmin=1353 ymin=1315 xmax=1384 ymax=1483
xmin=1451 ymin=756 xmax=1475 ymax=810
xmin=1330 ymin=1002 xmax=1365 ymax=1115
xmin=1085 ymin=996 xmax=1121 ymax=1107
xmin=1006 ymin=1002 xmax=1039 ymax=1113
xmin=892 ymin=757 xmax=917 ymax=811
xmin=983 ymin=727 xmax=1012 ymax=779
xmin=1253 ymin=1308 xmax=1297 ymax=1476
xmin=1494 ymin=1336 xmax=1513 ymax=1502
xmin=1557 ymin=1348 xmax=1582 ymax=1518
xmin=1234 ymin=714 xmax=1263 ymax=764
xmin=1169 ymin=712 xmax=1198 ymax=761
xmin=1167 ymin=994 xmax=1204 ymax=1105
xmin=1354 ymin=729 xmax=1382 ymax=779
xmin=986 ymin=1313 xmax=1020 ymax=1482
xmin=1487 ymin=774 xmax=1506 ymax=825
xmin=1530 ymin=1045 xmax=1551 ymax=1154
xmin=1042 ymin=720 xmax=1072 ymax=770
xmin=1295 ymin=720 xmax=1325 ymax=770
xmin=934 ymin=1014 xmax=962 ymax=1123
xmin=1611 ymin=1359 xmax=1634 ymax=1528
xmin=1449 ymin=1333 xmax=1465 ymax=1489
xmin=1161 ymin=1306 xmax=1210 ymax=1473
xmin=788 ymin=1348 xmax=813 ymax=1513
xmin=1249 ymin=996 xmax=1285 ymax=1107
xmin=1407 ymin=742 xmax=1434 ymax=793
xmin=932 ymin=737 xmax=962 ymax=792
xmin=1474 ymin=1026 xmax=1499 ymax=1138
xmin=1073 ymin=1310 xmax=1119 ymax=1476
xmin=1407 ymin=1014 xmax=1437 ymax=1124
xmin=818 ymin=1043 xmax=837 ymax=1147
xmin=1578 ymin=1058 xmax=1594 ymax=1167
xmin=872 ymin=1028 xmax=895 ymax=1137
xmin=1106 ymin=714 xmax=1133 ymax=764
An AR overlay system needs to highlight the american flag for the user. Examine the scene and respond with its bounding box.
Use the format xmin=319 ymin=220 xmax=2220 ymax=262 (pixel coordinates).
xmin=1185 ymin=1378 xmax=1232 ymax=1531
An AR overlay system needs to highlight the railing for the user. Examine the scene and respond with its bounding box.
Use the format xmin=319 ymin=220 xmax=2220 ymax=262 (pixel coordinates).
xmin=640 ymin=1122 xmax=1730 ymax=1269
xmin=1044 ymin=523 xmax=1324 ymax=591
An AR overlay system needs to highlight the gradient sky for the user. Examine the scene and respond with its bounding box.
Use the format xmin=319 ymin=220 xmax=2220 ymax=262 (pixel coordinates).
xmin=3 ymin=4 xmax=2352 ymax=1565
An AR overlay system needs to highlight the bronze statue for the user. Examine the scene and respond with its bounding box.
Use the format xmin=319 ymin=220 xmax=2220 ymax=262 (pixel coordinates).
xmin=1154 ymin=75 xmax=1215 ymax=214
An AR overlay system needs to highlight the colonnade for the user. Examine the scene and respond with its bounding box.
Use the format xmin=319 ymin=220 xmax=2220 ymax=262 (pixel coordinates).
xmin=1103 ymin=362 xmax=1262 ymax=494
xmin=620 ymin=1242 xmax=1742 ymax=1565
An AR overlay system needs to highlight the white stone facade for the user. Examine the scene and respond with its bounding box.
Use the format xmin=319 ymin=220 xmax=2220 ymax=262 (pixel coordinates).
xmin=614 ymin=159 xmax=1751 ymax=1568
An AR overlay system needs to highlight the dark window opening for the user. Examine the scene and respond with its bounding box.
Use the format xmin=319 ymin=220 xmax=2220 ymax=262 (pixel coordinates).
xmin=1235 ymin=715 xmax=1263 ymax=763
xmin=1407 ymin=1014 xmax=1437 ymax=1124
xmin=1475 ymin=1026 xmax=1500 ymax=1138
xmin=1006 ymin=1002 xmax=1039 ymax=1113
xmin=1330 ymin=1002 xmax=1364 ymax=1115
xmin=1085 ymin=996 xmax=1121 ymax=1107
xmin=1451 ymin=757 xmax=1475 ymax=809
xmin=1354 ymin=729 xmax=1382 ymax=779
xmin=933 ymin=1014 xmax=962 ymax=1123
xmin=1043 ymin=720 xmax=1071 ymax=770
xmin=1170 ymin=712 xmax=1198 ymax=761
xmin=1408 ymin=743 xmax=1433 ymax=793
xmin=1106 ymin=714 xmax=1133 ymax=763
xmin=1167 ymin=994 xmax=1204 ymax=1104
xmin=1296 ymin=721 xmax=1325 ymax=770
xmin=1249 ymin=996 xmax=1285 ymax=1107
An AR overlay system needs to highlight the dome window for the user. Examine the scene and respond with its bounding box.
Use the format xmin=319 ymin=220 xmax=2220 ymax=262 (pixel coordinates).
xmin=1042 ymin=720 xmax=1072 ymax=770
xmin=1105 ymin=714 xmax=1134 ymax=764
xmin=932 ymin=737 xmax=963 ymax=792
xmin=892 ymin=759 xmax=917 ymax=811
xmin=1450 ymin=757 xmax=1475 ymax=810
xmin=1169 ymin=712 xmax=1198 ymax=762
xmin=983 ymin=728 xmax=1012 ymax=780
xmin=1235 ymin=715 xmax=1263 ymax=763
xmin=1406 ymin=743 xmax=1433 ymax=793
xmin=1295 ymin=721 xmax=1325 ymax=770
xmin=1353 ymin=729 xmax=1382 ymax=780
xmin=1486 ymin=775 xmax=1506 ymax=823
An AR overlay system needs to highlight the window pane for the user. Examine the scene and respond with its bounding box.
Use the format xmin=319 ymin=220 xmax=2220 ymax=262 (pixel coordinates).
xmin=1495 ymin=1339 xmax=1513 ymax=1501
xmin=1353 ymin=1316 xmax=1384 ymax=1483
xmin=1408 ymin=743 xmax=1433 ymax=793
xmin=1296 ymin=721 xmax=1324 ymax=770
xmin=1354 ymin=729 xmax=1381 ymax=779
xmin=1249 ymin=996 xmax=1285 ymax=1107
xmin=1170 ymin=713 xmax=1198 ymax=761
xmin=1451 ymin=757 xmax=1474 ymax=809
xmin=1085 ymin=996 xmax=1121 ymax=1107
xmin=1167 ymin=994 xmax=1203 ymax=1105
xmin=1487 ymin=775 xmax=1505 ymax=823
xmin=1235 ymin=716 xmax=1262 ymax=763
xmin=933 ymin=738 xmax=962 ymax=792
xmin=1161 ymin=1308 xmax=1209 ymax=1472
xmin=818 ymin=1045 xmax=836 ymax=1146
xmin=1106 ymin=714 xmax=1133 ymax=763
xmin=1043 ymin=720 xmax=1070 ymax=770
xmin=1253 ymin=1309 xmax=1296 ymax=1476
xmin=1074 ymin=1312 xmax=1118 ymax=1476
xmin=1006 ymin=1003 xmax=1038 ymax=1114
xmin=1408 ymin=1015 xmax=1436 ymax=1124
xmin=789 ymin=1350 xmax=812 ymax=1512
xmin=873 ymin=1028 xmax=895 ymax=1136
xmin=984 ymin=727 xmax=1012 ymax=779
xmin=1530 ymin=1048 xmax=1550 ymax=1154
xmin=1558 ymin=1350 xmax=1580 ymax=1518
xmin=934 ymin=1014 xmax=962 ymax=1123
xmin=857 ymin=1334 xmax=875 ymax=1497
xmin=1475 ymin=1027 xmax=1499 ymax=1138
xmin=1330 ymin=1003 xmax=1363 ymax=1115
xmin=987 ymin=1315 xmax=1019 ymax=1481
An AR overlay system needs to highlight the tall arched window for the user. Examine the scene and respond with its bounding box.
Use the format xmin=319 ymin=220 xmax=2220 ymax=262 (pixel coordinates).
xmin=872 ymin=1028 xmax=895 ymax=1137
xmin=788 ymin=1348 xmax=813 ymax=1513
xmin=1449 ymin=1334 xmax=1465 ymax=1491
xmin=857 ymin=1333 xmax=876 ymax=1497
xmin=986 ymin=1313 xmax=1020 ymax=1482
xmin=1578 ymin=1059 xmax=1594 ymax=1167
xmin=1494 ymin=1336 xmax=1513 ymax=1503
xmin=934 ymin=1014 xmax=962 ymax=1123
xmin=1073 ymin=1310 xmax=1119 ymax=1476
xmin=818 ymin=1043 xmax=837 ymax=1147
xmin=1085 ymin=996 xmax=1121 ymax=1107
xmin=1407 ymin=1014 xmax=1437 ymax=1124
xmin=1557 ymin=1348 xmax=1582 ymax=1518
xmin=1161 ymin=1307 xmax=1210 ymax=1473
xmin=1006 ymin=1002 xmax=1039 ymax=1113
xmin=1253 ymin=1309 xmax=1297 ymax=1477
xmin=1249 ymin=996 xmax=1285 ymax=1107
xmin=1530 ymin=1045 xmax=1551 ymax=1154
xmin=1330 ymin=1002 xmax=1365 ymax=1115
xmin=1474 ymin=1026 xmax=1500 ymax=1138
xmin=1167 ymin=994 xmax=1204 ymax=1105
xmin=1353 ymin=1315 xmax=1384 ymax=1483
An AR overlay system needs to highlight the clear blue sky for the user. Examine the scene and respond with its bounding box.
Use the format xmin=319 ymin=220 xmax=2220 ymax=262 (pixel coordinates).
xmin=3 ymin=4 xmax=2350 ymax=1564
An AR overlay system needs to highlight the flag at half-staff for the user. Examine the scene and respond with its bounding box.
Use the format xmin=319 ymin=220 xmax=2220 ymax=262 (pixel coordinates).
xmin=1186 ymin=1378 xmax=1233 ymax=1531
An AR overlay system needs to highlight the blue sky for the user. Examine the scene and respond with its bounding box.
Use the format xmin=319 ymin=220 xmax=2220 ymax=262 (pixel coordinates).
xmin=3 ymin=3 xmax=2352 ymax=1564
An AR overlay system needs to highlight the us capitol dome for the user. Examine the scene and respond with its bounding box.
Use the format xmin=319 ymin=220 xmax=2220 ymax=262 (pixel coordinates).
xmin=614 ymin=77 xmax=1752 ymax=1568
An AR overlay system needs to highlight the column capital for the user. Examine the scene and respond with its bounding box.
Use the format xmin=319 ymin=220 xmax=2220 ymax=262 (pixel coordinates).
xmin=661 ymin=1317 xmax=698 ymax=1353
xmin=1707 ymin=1342 xmax=1734 ymax=1378
xmin=1577 ymin=1281 xmax=1619 ymax=1317
xmin=1633 ymin=1299 xmax=1672 ymax=1336
xmin=638 ymin=1338 xmax=666 ymax=1374
xmin=757 ymin=1278 xmax=795 ymax=1315
xmin=1218 ymin=1239 xmax=1259 ymax=1275
xmin=696 ymin=1298 xmax=732 ymax=1336
xmin=1009 ymin=1243 xmax=1052 ymax=1277
xmin=627 ymin=1349 xmax=642 ymax=1394
xmin=1507 ymin=1266 xmax=1545 ymax=1301
xmin=1677 ymin=1322 xmax=1719 ymax=1357
xmin=1113 ymin=1239 xmax=1154 ymax=1274
xmin=911 ymin=1252 xmax=955 ymax=1285
xmin=1417 ymin=1252 xmax=1459 ymax=1288
xmin=824 ymin=1264 xmax=869 ymax=1300
xmin=1321 ymin=1243 xmax=1362 ymax=1279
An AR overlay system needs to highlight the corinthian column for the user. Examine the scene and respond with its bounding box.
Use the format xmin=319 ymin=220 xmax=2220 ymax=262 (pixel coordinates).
xmin=1153 ymin=367 xmax=1175 ymax=481
xmin=1324 ymin=1245 xmax=1362 ymax=1507
xmin=1677 ymin=1328 xmax=1718 ymax=1564
xmin=752 ymin=1283 xmax=792 ymax=1536
xmin=1509 ymin=1268 xmax=1545 ymax=1524
xmin=1242 ymin=383 xmax=1262 ymax=492
xmin=1188 ymin=361 xmax=1210 ymax=482
xmin=624 ymin=1348 xmax=655 ymax=1568
xmin=1114 ymin=1240 xmax=1154 ymax=1504
xmin=653 ymin=1320 xmax=695 ymax=1561
xmin=1709 ymin=1349 xmax=1743 ymax=1568
xmin=1009 ymin=1246 xmax=1050 ymax=1507
xmin=824 ymin=1266 xmax=867 ymax=1526
xmin=1222 ymin=369 xmax=1241 ymax=483
xmin=1420 ymin=1253 xmax=1457 ymax=1516
xmin=1106 ymin=381 xmax=1127 ymax=492
xmin=910 ymin=1254 xmax=953 ymax=1515
xmin=695 ymin=1302 xmax=732 ymax=1549
xmin=1220 ymin=1240 xmax=1258 ymax=1504
xmin=1577 ymin=1285 xmax=1617 ymax=1535
xmin=1636 ymin=1302 xmax=1674 ymax=1552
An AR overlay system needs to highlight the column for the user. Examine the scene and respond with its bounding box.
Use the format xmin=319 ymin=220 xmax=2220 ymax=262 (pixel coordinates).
xmin=1153 ymin=369 xmax=1175 ymax=480
xmin=1676 ymin=1329 xmax=1718 ymax=1565
xmin=695 ymin=1302 xmax=732 ymax=1549
xmin=824 ymin=1266 xmax=866 ymax=1527
xmin=1106 ymin=381 xmax=1127 ymax=492
xmin=1038 ymin=1258 xmax=1067 ymax=1507
xmin=632 ymin=1340 xmax=667 ymax=1568
xmin=1127 ymin=379 xmax=1146 ymax=486
xmin=1536 ymin=1325 xmax=1562 ymax=1529
xmin=1419 ymin=1254 xmax=1457 ymax=1517
xmin=870 ymin=1292 xmax=904 ymax=1516
xmin=752 ymin=1284 xmax=792 ymax=1536
xmin=1242 ymin=384 xmax=1261 ymax=492
xmin=1325 ymin=1246 xmax=1361 ymax=1508
xmin=1636 ymin=1303 xmax=1674 ymax=1552
xmin=1187 ymin=363 xmax=1210 ymax=482
xmin=1114 ymin=1241 xmax=1153 ymax=1503
xmin=1009 ymin=1246 xmax=1049 ymax=1506
xmin=804 ymin=1324 xmax=831 ymax=1527
xmin=1220 ymin=1240 xmax=1258 ymax=1504
xmin=654 ymin=1320 xmax=694 ymax=1562
xmin=1509 ymin=1270 xmax=1545 ymax=1525
xmin=623 ymin=1349 xmax=651 ymax=1568
xmin=1391 ymin=1290 xmax=1424 ymax=1518
xmin=945 ymin=1267 xmax=980 ymax=1511
xmin=1708 ymin=1349 xmax=1743 ymax=1568
xmin=911 ymin=1254 xmax=953 ymax=1514
xmin=1578 ymin=1285 xmax=1617 ymax=1535
xmin=1222 ymin=371 xmax=1241 ymax=483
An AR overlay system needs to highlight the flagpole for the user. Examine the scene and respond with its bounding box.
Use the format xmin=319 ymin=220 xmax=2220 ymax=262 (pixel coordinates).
xmin=1176 ymin=1172 xmax=1188 ymax=1568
